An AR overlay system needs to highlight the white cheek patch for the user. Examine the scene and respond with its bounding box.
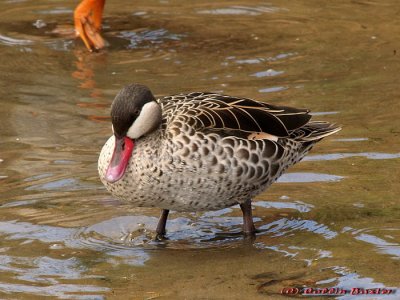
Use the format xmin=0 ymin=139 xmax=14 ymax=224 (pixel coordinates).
xmin=126 ymin=102 xmax=162 ymax=139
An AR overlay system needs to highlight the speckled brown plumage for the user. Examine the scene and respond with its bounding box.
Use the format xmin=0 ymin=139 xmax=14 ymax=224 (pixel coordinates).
xmin=98 ymin=86 xmax=341 ymax=215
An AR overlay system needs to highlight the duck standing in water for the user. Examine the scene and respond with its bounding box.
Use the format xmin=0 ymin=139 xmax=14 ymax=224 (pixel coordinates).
xmin=98 ymin=84 xmax=341 ymax=236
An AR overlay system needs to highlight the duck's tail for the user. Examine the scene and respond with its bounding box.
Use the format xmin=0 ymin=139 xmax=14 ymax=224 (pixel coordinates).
xmin=290 ymin=121 xmax=342 ymax=142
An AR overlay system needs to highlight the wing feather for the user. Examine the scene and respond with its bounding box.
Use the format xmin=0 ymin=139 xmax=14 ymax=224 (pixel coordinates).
xmin=159 ymin=93 xmax=313 ymax=138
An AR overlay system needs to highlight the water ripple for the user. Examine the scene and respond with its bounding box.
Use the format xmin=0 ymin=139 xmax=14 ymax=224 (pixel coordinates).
xmin=78 ymin=215 xmax=251 ymax=251
xmin=117 ymin=29 xmax=185 ymax=49
xmin=197 ymin=5 xmax=282 ymax=16
xmin=0 ymin=34 xmax=33 ymax=46
xmin=259 ymin=218 xmax=338 ymax=240
xmin=233 ymin=52 xmax=296 ymax=65
xmin=259 ymin=86 xmax=288 ymax=93
xmin=254 ymin=200 xmax=314 ymax=212
xmin=251 ymin=69 xmax=284 ymax=77
xmin=305 ymin=152 xmax=400 ymax=161
xmin=277 ymin=172 xmax=344 ymax=183
xmin=342 ymin=227 xmax=400 ymax=260
xmin=0 ymin=283 xmax=108 ymax=300
xmin=25 ymin=178 xmax=99 ymax=192
xmin=331 ymin=266 xmax=398 ymax=300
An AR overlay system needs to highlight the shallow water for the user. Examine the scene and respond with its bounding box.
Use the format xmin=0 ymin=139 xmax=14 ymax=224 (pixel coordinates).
xmin=0 ymin=0 xmax=399 ymax=299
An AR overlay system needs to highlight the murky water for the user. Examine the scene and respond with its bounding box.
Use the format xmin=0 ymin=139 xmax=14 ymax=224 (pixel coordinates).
xmin=0 ymin=0 xmax=399 ymax=299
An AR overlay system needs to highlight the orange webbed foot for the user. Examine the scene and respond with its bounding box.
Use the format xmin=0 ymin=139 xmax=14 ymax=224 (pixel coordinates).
xmin=74 ymin=0 xmax=106 ymax=51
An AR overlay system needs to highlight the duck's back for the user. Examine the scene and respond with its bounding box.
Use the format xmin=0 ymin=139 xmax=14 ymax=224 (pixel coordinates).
xmin=98 ymin=92 xmax=340 ymax=211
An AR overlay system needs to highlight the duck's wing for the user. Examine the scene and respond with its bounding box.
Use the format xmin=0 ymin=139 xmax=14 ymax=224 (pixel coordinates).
xmin=159 ymin=92 xmax=312 ymax=137
xmin=289 ymin=121 xmax=342 ymax=141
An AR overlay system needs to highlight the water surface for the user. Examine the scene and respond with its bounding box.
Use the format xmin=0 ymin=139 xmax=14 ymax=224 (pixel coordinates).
xmin=0 ymin=0 xmax=399 ymax=299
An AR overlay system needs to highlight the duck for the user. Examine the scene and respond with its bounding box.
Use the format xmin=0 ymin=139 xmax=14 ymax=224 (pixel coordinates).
xmin=98 ymin=83 xmax=341 ymax=236
xmin=74 ymin=0 xmax=106 ymax=51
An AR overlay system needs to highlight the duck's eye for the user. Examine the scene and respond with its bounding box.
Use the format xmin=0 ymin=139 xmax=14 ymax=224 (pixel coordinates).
xmin=133 ymin=109 xmax=140 ymax=116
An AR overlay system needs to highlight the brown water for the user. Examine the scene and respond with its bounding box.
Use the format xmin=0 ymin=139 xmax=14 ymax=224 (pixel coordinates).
xmin=0 ymin=0 xmax=399 ymax=299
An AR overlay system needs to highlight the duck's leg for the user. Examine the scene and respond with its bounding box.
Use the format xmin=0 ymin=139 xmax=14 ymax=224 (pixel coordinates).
xmin=156 ymin=209 xmax=170 ymax=236
xmin=240 ymin=199 xmax=257 ymax=234
xmin=74 ymin=0 xmax=106 ymax=51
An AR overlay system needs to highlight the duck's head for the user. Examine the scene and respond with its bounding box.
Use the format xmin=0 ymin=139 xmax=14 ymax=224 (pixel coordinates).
xmin=105 ymin=84 xmax=162 ymax=183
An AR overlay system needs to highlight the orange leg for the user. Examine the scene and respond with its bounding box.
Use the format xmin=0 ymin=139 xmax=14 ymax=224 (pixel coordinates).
xmin=74 ymin=0 xmax=106 ymax=51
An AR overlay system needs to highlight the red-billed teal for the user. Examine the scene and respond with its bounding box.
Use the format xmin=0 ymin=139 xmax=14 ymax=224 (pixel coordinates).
xmin=98 ymin=84 xmax=341 ymax=235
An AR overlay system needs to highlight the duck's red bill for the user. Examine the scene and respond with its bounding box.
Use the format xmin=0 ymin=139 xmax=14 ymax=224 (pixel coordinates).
xmin=105 ymin=136 xmax=134 ymax=183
